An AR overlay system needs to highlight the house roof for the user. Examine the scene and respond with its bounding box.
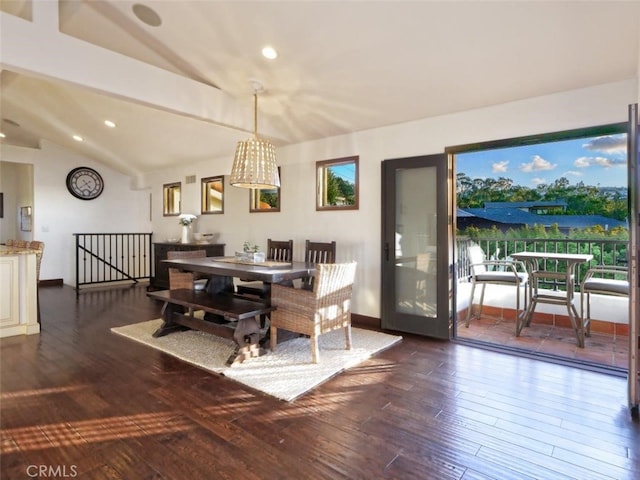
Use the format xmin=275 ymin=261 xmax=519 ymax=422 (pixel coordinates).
xmin=483 ymin=201 xmax=567 ymax=209
xmin=461 ymin=207 xmax=627 ymax=230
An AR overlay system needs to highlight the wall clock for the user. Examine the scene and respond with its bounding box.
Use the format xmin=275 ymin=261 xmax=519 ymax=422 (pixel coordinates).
xmin=66 ymin=167 xmax=104 ymax=200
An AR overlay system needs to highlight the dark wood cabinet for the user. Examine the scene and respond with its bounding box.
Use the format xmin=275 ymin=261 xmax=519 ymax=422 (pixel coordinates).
xmin=151 ymin=242 xmax=225 ymax=290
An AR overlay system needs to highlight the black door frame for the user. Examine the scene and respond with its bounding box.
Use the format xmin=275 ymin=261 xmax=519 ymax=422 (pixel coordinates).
xmin=380 ymin=153 xmax=451 ymax=338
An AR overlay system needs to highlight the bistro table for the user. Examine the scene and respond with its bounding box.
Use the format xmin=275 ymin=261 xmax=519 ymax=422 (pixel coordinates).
xmin=511 ymin=251 xmax=593 ymax=347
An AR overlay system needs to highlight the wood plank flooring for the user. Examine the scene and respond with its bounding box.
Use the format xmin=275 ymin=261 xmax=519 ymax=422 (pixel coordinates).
xmin=1 ymin=284 xmax=638 ymax=479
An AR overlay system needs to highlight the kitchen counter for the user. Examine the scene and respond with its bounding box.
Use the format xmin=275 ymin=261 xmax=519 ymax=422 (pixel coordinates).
xmin=0 ymin=245 xmax=39 ymax=337
xmin=0 ymin=245 xmax=39 ymax=256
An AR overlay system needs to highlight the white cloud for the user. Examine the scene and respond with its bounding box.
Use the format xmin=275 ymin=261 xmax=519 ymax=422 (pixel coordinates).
xmin=532 ymin=177 xmax=546 ymax=185
xmin=563 ymin=170 xmax=583 ymax=177
xmin=574 ymin=156 xmax=626 ymax=168
xmin=582 ymin=134 xmax=626 ymax=154
xmin=491 ymin=161 xmax=509 ymax=173
xmin=520 ymin=155 xmax=556 ymax=172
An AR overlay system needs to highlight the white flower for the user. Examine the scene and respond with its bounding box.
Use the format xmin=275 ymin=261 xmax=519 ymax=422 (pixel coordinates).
xmin=178 ymin=214 xmax=197 ymax=226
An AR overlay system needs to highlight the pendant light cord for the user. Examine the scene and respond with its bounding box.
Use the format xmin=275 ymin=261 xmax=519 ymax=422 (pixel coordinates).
xmin=253 ymin=93 xmax=258 ymax=139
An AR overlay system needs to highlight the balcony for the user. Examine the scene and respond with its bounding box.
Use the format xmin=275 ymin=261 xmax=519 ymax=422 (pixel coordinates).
xmin=455 ymin=237 xmax=630 ymax=371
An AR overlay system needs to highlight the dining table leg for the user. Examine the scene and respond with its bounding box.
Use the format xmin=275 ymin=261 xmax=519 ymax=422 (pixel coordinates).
xmin=203 ymin=274 xmax=235 ymax=324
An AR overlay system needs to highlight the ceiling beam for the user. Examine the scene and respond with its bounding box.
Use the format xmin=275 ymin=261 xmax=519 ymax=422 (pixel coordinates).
xmin=0 ymin=7 xmax=284 ymax=140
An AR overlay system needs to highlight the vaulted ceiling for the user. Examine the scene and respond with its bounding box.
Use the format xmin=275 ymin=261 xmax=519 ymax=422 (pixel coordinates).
xmin=1 ymin=1 xmax=639 ymax=177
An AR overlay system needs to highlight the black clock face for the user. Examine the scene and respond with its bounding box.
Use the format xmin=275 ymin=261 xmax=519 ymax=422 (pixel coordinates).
xmin=66 ymin=167 xmax=104 ymax=200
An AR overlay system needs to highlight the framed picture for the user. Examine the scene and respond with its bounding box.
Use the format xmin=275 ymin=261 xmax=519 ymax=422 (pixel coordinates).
xmin=20 ymin=206 xmax=32 ymax=232
xmin=250 ymin=167 xmax=281 ymax=212
xmin=0 ymin=193 xmax=3 ymax=218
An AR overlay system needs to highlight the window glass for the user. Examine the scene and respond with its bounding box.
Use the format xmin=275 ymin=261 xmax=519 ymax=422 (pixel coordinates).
xmin=163 ymin=182 xmax=181 ymax=216
xmin=316 ymin=156 xmax=359 ymax=210
xmin=201 ymin=176 xmax=224 ymax=214
xmin=250 ymin=167 xmax=280 ymax=212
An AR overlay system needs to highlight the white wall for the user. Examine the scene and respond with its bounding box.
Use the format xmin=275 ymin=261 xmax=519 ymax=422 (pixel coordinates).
xmin=0 ymin=141 xmax=151 ymax=284
xmin=1 ymin=80 xmax=635 ymax=315
xmin=143 ymin=79 xmax=638 ymax=319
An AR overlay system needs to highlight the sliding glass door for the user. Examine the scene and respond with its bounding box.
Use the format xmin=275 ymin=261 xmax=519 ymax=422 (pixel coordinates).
xmin=627 ymin=103 xmax=639 ymax=418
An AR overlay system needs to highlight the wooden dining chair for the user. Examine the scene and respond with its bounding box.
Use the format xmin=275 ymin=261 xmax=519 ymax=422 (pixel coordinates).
xmin=236 ymin=239 xmax=293 ymax=298
xmin=301 ymin=240 xmax=336 ymax=290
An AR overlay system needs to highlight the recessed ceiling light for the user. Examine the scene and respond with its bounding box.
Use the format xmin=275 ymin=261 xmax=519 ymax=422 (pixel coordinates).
xmin=72 ymin=135 xmax=83 ymax=142
xmin=262 ymin=46 xmax=278 ymax=60
xmin=104 ymin=120 xmax=116 ymax=128
xmin=0 ymin=132 xmax=6 ymax=138
xmin=132 ymin=4 xmax=162 ymax=27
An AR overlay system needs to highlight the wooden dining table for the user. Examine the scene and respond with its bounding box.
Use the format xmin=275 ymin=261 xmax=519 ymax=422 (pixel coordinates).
xmin=511 ymin=251 xmax=593 ymax=347
xmin=161 ymin=256 xmax=316 ymax=295
xmin=148 ymin=256 xmax=316 ymax=363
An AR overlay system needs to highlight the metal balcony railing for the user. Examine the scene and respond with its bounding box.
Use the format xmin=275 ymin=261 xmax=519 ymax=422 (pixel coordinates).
xmin=456 ymin=236 xmax=628 ymax=291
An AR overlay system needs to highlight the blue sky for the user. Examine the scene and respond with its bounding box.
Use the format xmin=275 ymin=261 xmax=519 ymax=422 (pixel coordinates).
xmin=456 ymin=133 xmax=628 ymax=188
xmin=328 ymin=163 xmax=357 ymax=184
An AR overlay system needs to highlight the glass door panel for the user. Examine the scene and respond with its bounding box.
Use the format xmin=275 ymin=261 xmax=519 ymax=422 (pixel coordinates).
xmin=395 ymin=166 xmax=438 ymax=317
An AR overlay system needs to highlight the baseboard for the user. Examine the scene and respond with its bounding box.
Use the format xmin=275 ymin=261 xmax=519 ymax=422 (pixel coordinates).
xmin=352 ymin=313 xmax=380 ymax=330
xmin=39 ymin=279 xmax=63 ymax=287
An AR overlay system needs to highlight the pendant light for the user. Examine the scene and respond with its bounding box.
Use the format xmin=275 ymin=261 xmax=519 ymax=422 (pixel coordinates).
xmin=230 ymin=82 xmax=280 ymax=189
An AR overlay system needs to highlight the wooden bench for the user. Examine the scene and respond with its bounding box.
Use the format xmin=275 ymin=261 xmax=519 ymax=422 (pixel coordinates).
xmin=147 ymin=289 xmax=276 ymax=364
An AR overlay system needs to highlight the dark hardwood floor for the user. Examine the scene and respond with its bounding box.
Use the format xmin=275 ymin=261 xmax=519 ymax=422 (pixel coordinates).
xmin=1 ymin=284 xmax=639 ymax=479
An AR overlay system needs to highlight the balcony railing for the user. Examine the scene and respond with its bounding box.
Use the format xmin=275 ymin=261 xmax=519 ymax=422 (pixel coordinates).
xmin=456 ymin=236 xmax=628 ymax=291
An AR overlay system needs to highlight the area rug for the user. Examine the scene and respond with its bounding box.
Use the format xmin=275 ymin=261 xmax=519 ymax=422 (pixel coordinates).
xmin=111 ymin=319 xmax=402 ymax=401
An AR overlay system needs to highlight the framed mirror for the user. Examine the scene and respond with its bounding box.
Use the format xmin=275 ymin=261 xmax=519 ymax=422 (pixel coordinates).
xmin=201 ymin=175 xmax=224 ymax=214
xmin=163 ymin=182 xmax=181 ymax=216
xmin=250 ymin=167 xmax=281 ymax=212
xmin=316 ymin=156 xmax=359 ymax=211
xmin=20 ymin=206 xmax=32 ymax=232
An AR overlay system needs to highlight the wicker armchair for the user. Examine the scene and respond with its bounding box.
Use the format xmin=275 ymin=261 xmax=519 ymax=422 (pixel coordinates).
xmin=270 ymin=262 xmax=357 ymax=363
xmin=29 ymin=241 xmax=45 ymax=280
xmin=29 ymin=241 xmax=45 ymax=324
xmin=167 ymin=250 xmax=208 ymax=290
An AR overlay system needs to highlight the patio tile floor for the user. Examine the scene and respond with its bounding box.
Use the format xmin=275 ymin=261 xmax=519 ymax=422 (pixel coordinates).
xmin=457 ymin=315 xmax=629 ymax=370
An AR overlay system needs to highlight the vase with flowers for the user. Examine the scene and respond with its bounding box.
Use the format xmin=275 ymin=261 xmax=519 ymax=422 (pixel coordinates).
xmin=178 ymin=214 xmax=197 ymax=243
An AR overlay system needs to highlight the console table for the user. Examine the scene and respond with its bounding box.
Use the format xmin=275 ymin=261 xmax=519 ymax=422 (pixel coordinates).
xmin=151 ymin=242 xmax=225 ymax=290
